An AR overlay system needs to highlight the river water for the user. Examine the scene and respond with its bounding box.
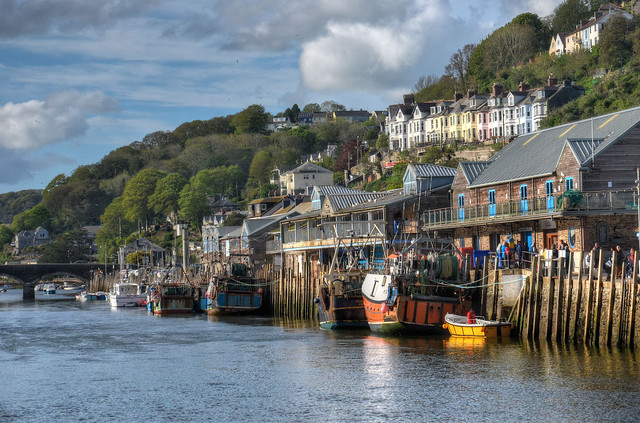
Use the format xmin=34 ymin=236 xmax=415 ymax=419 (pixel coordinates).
xmin=1 ymin=288 xmax=639 ymax=422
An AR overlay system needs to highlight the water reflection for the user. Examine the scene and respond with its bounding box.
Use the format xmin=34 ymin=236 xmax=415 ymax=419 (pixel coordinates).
xmin=1 ymin=294 xmax=639 ymax=422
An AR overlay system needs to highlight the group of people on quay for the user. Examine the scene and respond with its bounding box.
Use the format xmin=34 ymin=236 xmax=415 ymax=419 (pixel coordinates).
xmin=496 ymin=237 xmax=638 ymax=281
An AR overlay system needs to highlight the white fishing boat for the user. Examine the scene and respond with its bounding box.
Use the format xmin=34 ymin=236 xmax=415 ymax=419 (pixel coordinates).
xmin=109 ymin=282 xmax=147 ymax=307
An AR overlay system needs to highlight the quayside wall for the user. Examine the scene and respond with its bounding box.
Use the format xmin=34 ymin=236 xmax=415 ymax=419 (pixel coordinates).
xmin=480 ymin=251 xmax=640 ymax=349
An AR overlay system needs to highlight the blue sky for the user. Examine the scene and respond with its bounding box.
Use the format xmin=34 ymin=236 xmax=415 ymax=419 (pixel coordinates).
xmin=0 ymin=0 xmax=562 ymax=194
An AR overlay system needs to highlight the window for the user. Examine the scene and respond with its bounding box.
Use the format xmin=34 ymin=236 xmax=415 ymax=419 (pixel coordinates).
xmin=565 ymin=177 xmax=574 ymax=191
xmin=488 ymin=190 xmax=496 ymax=216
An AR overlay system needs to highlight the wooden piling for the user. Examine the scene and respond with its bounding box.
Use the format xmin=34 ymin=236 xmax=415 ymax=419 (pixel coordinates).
xmin=532 ymin=256 xmax=544 ymax=339
xmin=554 ymin=258 xmax=564 ymax=342
xmin=593 ymin=249 xmax=604 ymax=345
xmin=573 ymin=252 xmax=584 ymax=343
xmin=480 ymin=256 xmax=489 ymax=316
xmin=628 ymin=257 xmax=638 ymax=348
xmin=526 ymin=256 xmax=538 ymax=339
xmin=605 ymin=251 xmax=617 ymax=346
xmin=584 ymin=250 xmax=595 ymax=344
xmin=563 ymin=252 xmax=573 ymax=343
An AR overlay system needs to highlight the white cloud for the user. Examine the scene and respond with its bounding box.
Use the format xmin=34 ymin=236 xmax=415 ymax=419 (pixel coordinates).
xmin=0 ymin=91 xmax=118 ymax=150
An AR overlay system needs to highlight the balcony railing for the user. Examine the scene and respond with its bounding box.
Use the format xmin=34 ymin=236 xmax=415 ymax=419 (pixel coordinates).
xmin=282 ymin=220 xmax=386 ymax=245
xmin=266 ymin=239 xmax=282 ymax=254
xmin=424 ymin=190 xmax=638 ymax=228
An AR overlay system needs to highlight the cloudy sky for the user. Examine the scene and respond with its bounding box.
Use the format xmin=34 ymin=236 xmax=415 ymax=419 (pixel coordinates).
xmin=0 ymin=0 xmax=562 ymax=194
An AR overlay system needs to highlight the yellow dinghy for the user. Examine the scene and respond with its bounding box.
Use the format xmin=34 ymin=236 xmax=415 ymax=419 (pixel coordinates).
xmin=443 ymin=313 xmax=512 ymax=338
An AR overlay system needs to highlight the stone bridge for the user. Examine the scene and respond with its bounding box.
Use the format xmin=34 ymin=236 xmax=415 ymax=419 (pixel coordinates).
xmin=0 ymin=263 xmax=118 ymax=299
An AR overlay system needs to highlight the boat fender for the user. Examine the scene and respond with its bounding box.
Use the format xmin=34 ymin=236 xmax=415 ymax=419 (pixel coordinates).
xmin=258 ymin=288 xmax=263 ymax=294
xmin=381 ymin=303 xmax=389 ymax=314
xmin=313 ymin=297 xmax=320 ymax=304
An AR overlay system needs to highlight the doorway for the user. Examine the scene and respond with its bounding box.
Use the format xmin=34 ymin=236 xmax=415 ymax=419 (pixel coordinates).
xmin=545 ymin=232 xmax=558 ymax=250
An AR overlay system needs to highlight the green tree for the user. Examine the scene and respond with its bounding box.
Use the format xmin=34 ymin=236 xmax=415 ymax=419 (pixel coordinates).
xmin=302 ymin=103 xmax=321 ymax=113
xmin=231 ymin=104 xmax=269 ymax=135
xmin=483 ymin=24 xmax=538 ymax=73
xmin=121 ymin=168 xmax=166 ymax=229
xmin=222 ymin=211 xmax=245 ymax=227
xmin=248 ymin=150 xmax=273 ymax=187
xmin=551 ymin=0 xmax=590 ymax=35
xmin=320 ymin=100 xmax=346 ymax=112
xmin=414 ymin=75 xmax=457 ymax=102
xmin=290 ymin=104 xmax=301 ymax=122
xmin=149 ymin=173 xmax=187 ymax=224
xmin=42 ymin=174 xmax=69 ymax=200
xmin=178 ymin=175 xmax=210 ymax=231
xmin=11 ymin=204 xmax=52 ymax=232
xmin=39 ymin=228 xmax=93 ymax=263
xmin=511 ymin=12 xmax=549 ymax=51
xmin=599 ymin=15 xmax=635 ymax=69
xmin=0 ymin=225 xmax=14 ymax=246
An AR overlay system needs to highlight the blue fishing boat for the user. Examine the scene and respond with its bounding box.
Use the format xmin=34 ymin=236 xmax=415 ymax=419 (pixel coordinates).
xmin=205 ymin=262 xmax=264 ymax=315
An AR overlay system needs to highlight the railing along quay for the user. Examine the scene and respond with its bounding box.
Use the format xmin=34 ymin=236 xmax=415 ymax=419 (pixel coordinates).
xmin=425 ymin=190 xmax=637 ymax=229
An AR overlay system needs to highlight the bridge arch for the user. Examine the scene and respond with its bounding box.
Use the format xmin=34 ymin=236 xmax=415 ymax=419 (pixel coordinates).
xmin=0 ymin=263 xmax=118 ymax=299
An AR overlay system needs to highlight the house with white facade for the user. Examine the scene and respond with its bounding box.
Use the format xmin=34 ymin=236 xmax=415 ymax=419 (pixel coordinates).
xmin=280 ymin=162 xmax=334 ymax=195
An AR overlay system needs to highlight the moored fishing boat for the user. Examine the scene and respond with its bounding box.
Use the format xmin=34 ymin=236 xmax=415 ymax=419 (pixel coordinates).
xmin=443 ymin=313 xmax=512 ymax=338
xmin=206 ymin=261 xmax=264 ymax=315
xmin=109 ymin=282 xmax=146 ymax=307
xmin=76 ymin=291 xmax=107 ymax=301
xmin=314 ymin=232 xmax=386 ymax=330
xmin=151 ymin=282 xmax=193 ymax=315
xmin=315 ymin=271 xmax=368 ymax=329
xmin=362 ymin=237 xmax=465 ymax=335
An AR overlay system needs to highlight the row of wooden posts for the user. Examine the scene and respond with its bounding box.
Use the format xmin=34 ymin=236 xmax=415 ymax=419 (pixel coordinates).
xmin=499 ymin=249 xmax=639 ymax=349
xmin=86 ymin=250 xmax=639 ymax=349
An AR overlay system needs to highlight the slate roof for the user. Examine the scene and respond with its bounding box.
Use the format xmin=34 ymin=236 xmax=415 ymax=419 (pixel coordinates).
xmin=285 ymin=162 xmax=333 ymax=174
xmin=567 ymin=138 xmax=605 ymax=165
xmin=326 ymin=193 xmax=388 ymax=212
xmin=410 ymin=163 xmax=457 ymax=178
xmin=243 ymin=216 xmax=286 ymax=235
xmin=459 ymin=161 xmax=492 ymax=184
xmin=468 ymin=106 xmax=640 ymax=187
xmin=312 ymin=185 xmax=365 ymax=196
xmin=215 ymin=226 xmax=241 ymax=237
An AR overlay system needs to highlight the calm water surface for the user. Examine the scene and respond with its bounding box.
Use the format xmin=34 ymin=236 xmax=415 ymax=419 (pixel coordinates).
xmin=1 ymin=288 xmax=639 ymax=422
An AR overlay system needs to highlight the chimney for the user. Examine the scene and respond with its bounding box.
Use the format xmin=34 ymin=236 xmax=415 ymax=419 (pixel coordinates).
xmin=519 ymin=82 xmax=530 ymax=92
xmin=403 ymin=94 xmax=415 ymax=105
xmin=467 ymin=89 xmax=476 ymax=98
xmin=454 ymin=92 xmax=463 ymax=101
xmin=492 ymin=82 xmax=503 ymax=96
xmin=548 ymin=74 xmax=558 ymax=86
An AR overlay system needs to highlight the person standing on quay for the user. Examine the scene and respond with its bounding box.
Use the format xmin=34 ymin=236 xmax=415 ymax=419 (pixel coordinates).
xmin=626 ymin=248 xmax=635 ymax=279
xmin=530 ymin=243 xmax=538 ymax=269
xmin=559 ymin=239 xmax=570 ymax=275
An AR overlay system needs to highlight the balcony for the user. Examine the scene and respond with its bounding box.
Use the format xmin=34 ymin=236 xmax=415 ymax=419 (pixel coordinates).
xmin=282 ymin=220 xmax=387 ymax=249
xmin=266 ymin=239 xmax=282 ymax=254
xmin=424 ymin=190 xmax=638 ymax=230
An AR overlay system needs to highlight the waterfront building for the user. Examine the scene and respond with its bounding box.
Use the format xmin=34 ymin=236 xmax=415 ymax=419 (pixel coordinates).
xmin=424 ymin=105 xmax=640 ymax=260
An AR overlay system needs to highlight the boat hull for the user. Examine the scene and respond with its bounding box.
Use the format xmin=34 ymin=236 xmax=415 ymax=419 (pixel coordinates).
xmin=444 ymin=314 xmax=512 ymax=338
xmin=362 ymin=273 xmax=462 ymax=335
xmin=316 ymin=290 xmax=368 ymax=329
xmin=152 ymin=297 xmax=194 ymax=314
xmin=206 ymin=291 xmax=262 ymax=315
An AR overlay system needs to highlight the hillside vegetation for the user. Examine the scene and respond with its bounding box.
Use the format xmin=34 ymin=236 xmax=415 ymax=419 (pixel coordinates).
xmin=4 ymin=0 xmax=640 ymax=263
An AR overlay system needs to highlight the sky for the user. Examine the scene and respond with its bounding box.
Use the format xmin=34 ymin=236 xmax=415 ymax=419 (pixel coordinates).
xmin=0 ymin=0 xmax=563 ymax=194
